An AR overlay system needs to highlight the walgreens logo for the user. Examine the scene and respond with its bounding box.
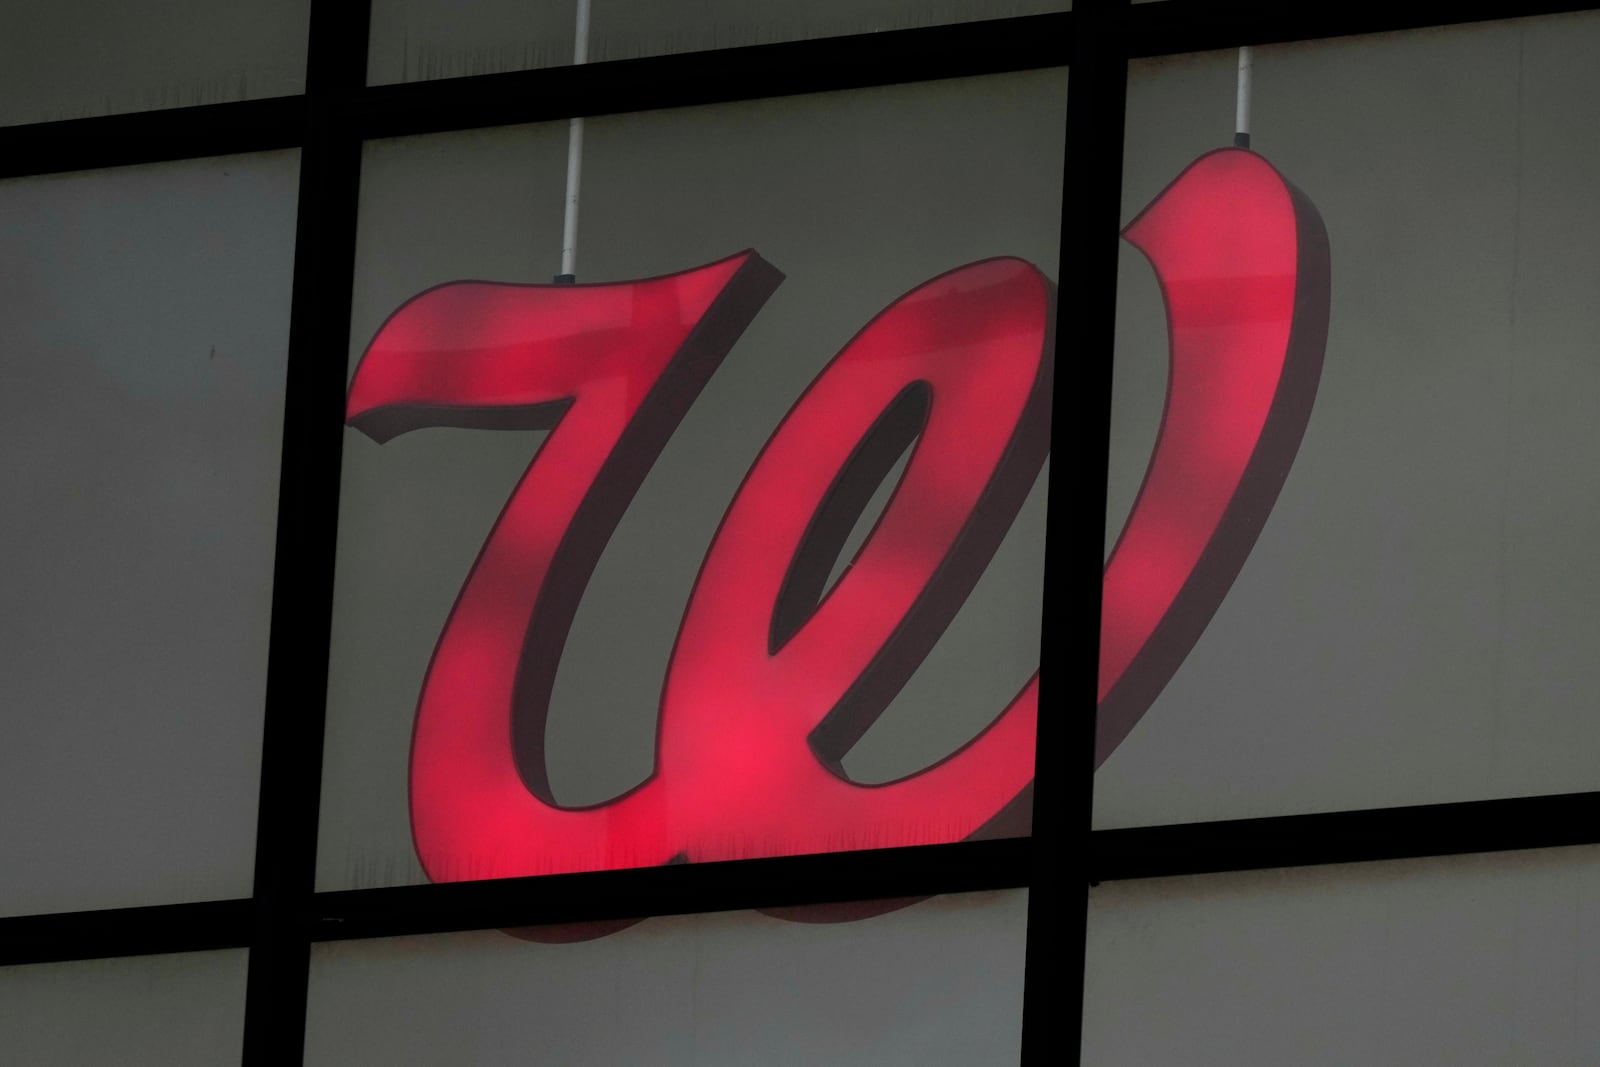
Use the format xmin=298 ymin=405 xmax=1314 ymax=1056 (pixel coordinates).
xmin=346 ymin=148 xmax=1328 ymax=938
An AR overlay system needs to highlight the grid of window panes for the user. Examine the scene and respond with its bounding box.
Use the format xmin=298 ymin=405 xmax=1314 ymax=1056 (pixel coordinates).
xmin=7 ymin=3 xmax=1600 ymax=1065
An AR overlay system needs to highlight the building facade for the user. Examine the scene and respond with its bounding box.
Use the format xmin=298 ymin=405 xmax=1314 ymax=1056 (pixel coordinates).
xmin=5 ymin=1 xmax=1600 ymax=1064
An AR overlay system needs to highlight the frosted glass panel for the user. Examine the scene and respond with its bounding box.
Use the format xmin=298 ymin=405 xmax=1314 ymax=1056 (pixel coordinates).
xmin=1098 ymin=12 xmax=1600 ymax=827
xmin=368 ymin=0 xmax=1067 ymax=84
xmin=1085 ymin=848 xmax=1600 ymax=1065
xmin=2 ymin=1 xmax=310 ymax=126
xmin=307 ymin=891 xmax=1026 ymax=1066
xmin=319 ymin=71 xmax=1062 ymax=890
xmin=0 ymin=152 xmax=296 ymax=915
xmin=0 ymin=949 xmax=247 ymax=1066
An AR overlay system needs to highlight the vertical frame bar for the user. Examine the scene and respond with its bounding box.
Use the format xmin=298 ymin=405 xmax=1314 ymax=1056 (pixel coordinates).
xmin=1022 ymin=1 xmax=1127 ymax=1064
xmin=241 ymin=2 xmax=371 ymax=1064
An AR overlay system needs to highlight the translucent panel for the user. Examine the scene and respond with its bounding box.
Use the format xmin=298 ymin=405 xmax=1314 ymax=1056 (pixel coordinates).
xmin=307 ymin=890 xmax=1026 ymax=1066
xmin=320 ymin=71 xmax=1063 ymax=889
xmin=1097 ymin=12 xmax=1600 ymax=828
xmin=0 ymin=152 xmax=297 ymax=915
xmin=1084 ymin=848 xmax=1600 ymax=1064
xmin=368 ymin=0 xmax=1067 ymax=84
xmin=1 ymin=1 xmax=310 ymax=127
xmin=0 ymin=949 xmax=247 ymax=1066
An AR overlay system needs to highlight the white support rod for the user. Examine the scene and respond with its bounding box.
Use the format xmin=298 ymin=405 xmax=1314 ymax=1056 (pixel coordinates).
xmin=1235 ymin=46 xmax=1253 ymax=147
xmin=559 ymin=0 xmax=592 ymax=280
xmin=560 ymin=119 xmax=584 ymax=278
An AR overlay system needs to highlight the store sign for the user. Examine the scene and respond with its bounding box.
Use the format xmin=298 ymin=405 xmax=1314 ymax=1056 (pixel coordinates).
xmin=346 ymin=147 xmax=1328 ymax=934
xmin=1099 ymin=148 xmax=1330 ymax=765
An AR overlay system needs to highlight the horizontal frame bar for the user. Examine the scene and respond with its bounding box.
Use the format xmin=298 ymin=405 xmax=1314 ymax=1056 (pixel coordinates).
xmin=0 ymin=14 xmax=1069 ymax=181
xmin=0 ymin=899 xmax=251 ymax=967
xmin=12 ymin=1 xmax=1600 ymax=180
xmin=311 ymin=838 xmax=1031 ymax=943
xmin=346 ymin=12 xmax=1071 ymax=140
xmin=16 ymin=784 xmax=1600 ymax=965
xmin=0 ymin=839 xmax=1028 ymax=964
xmin=1090 ymin=791 xmax=1600 ymax=882
xmin=0 ymin=96 xmax=305 ymax=180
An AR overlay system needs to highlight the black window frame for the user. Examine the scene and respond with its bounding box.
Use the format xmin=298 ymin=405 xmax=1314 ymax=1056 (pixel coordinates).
xmin=4 ymin=2 xmax=1600 ymax=1064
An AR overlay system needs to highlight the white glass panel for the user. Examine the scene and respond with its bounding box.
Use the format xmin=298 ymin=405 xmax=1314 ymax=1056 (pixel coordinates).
xmin=1085 ymin=848 xmax=1600 ymax=1065
xmin=0 ymin=949 xmax=247 ymax=1066
xmin=1098 ymin=12 xmax=1600 ymax=827
xmin=1 ymin=1 xmax=310 ymax=126
xmin=367 ymin=0 xmax=1067 ymax=84
xmin=320 ymin=71 xmax=1062 ymax=890
xmin=307 ymin=891 xmax=1026 ymax=1066
xmin=0 ymin=152 xmax=296 ymax=915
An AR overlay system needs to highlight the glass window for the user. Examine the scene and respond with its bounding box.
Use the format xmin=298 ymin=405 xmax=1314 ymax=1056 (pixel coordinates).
xmin=1097 ymin=12 xmax=1600 ymax=827
xmin=0 ymin=151 xmax=297 ymax=915
xmin=307 ymin=891 xmax=1026 ymax=1066
xmin=1085 ymin=848 xmax=1600 ymax=1064
xmin=0 ymin=949 xmax=248 ymax=1066
xmin=319 ymin=70 xmax=1063 ymax=889
xmin=368 ymin=0 xmax=1068 ymax=85
xmin=1 ymin=1 xmax=310 ymax=127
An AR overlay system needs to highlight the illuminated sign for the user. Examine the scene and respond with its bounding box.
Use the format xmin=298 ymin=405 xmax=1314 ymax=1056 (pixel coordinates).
xmin=1099 ymin=148 xmax=1330 ymax=765
xmin=346 ymin=146 xmax=1329 ymax=936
